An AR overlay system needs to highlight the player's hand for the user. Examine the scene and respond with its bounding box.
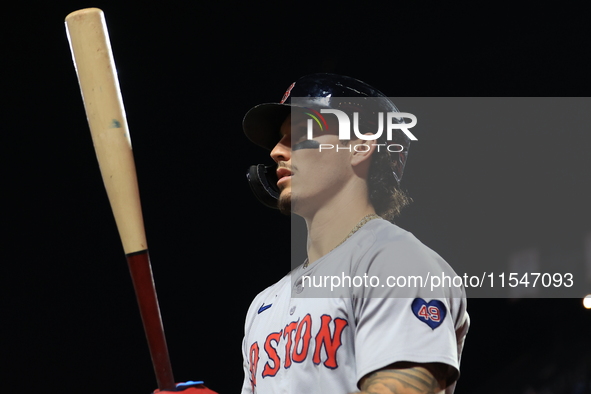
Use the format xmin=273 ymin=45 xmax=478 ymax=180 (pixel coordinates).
xmin=152 ymin=381 xmax=219 ymax=394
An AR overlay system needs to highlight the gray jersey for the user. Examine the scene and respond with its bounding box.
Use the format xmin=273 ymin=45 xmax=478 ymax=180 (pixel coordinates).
xmin=241 ymin=219 xmax=470 ymax=394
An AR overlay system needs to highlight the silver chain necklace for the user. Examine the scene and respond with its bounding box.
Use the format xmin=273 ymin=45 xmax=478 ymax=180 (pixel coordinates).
xmin=303 ymin=213 xmax=381 ymax=268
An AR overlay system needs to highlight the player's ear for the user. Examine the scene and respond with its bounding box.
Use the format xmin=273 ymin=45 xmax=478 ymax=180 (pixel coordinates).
xmin=350 ymin=137 xmax=376 ymax=168
xmin=350 ymin=138 xmax=375 ymax=180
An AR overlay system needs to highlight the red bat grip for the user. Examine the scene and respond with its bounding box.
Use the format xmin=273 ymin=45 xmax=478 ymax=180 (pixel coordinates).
xmin=126 ymin=250 xmax=175 ymax=391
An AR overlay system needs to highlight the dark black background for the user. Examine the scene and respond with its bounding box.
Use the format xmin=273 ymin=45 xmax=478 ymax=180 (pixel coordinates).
xmin=3 ymin=2 xmax=591 ymax=393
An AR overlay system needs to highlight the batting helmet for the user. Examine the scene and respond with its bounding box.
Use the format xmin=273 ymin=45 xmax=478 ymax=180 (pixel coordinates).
xmin=243 ymin=73 xmax=411 ymax=209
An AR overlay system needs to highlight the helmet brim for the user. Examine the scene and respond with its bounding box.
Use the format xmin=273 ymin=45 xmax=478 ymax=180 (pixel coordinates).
xmin=242 ymin=103 xmax=292 ymax=151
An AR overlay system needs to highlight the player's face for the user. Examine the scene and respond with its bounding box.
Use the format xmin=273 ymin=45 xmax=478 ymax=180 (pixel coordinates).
xmin=270 ymin=112 xmax=354 ymax=217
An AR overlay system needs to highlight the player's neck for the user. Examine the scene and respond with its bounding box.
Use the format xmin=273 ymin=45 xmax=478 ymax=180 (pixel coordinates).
xmin=303 ymin=193 xmax=375 ymax=265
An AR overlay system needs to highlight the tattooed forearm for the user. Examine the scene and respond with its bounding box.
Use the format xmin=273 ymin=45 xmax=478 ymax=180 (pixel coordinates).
xmin=357 ymin=366 xmax=443 ymax=394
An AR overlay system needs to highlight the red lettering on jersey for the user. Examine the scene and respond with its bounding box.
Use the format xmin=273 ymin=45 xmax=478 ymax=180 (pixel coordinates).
xmin=262 ymin=330 xmax=283 ymax=378
xmin=312 ymin=315 xmax=348 ymax=369
xmin=418 ymin=305 xmax=429 ymax=319
xmin=292 ymin=314 xmax=312 ymax=363
xmin=249 ymin=342 xmax=260 ymax=391
xmin=283 ymin=321 xmax=298 ymax=368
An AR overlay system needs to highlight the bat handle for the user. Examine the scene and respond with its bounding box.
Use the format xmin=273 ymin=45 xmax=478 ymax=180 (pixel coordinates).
xmin=126 ymin=250 xmax=175 ymax=391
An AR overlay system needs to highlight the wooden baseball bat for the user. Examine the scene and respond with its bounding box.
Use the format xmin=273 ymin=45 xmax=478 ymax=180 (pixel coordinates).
xmin=65 ymin=8 xmax=175 ymax=390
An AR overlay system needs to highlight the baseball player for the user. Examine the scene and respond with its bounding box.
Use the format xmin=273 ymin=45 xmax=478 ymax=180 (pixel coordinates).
xmin=154 ymin=74 xmax=469 ymax=394
xmin=240 ymin=73 xmax=470 ymax=394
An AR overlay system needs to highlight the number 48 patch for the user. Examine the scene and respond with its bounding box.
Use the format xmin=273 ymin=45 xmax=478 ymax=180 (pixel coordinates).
xmin=411 ymin=298 xmax=447 ymax=329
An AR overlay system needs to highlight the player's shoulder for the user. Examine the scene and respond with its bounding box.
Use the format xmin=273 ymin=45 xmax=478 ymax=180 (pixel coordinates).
xmin=363 ymin=219 xmax=436 ymax=256
xmin=360 ymin=219 xmax=455 ymax=274
xmin=364 ymin=218 xmax=414 ymax=242
xmin=358 ymin=219 xmax=468 ymax=318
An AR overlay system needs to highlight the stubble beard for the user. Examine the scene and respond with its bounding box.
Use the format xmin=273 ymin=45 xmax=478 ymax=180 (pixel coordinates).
xmin=278 ymin=190 xmax=294 ymax=216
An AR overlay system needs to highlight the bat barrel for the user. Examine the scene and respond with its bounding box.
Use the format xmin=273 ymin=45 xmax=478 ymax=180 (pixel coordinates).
xmin=65 ymin=8 xmax=147 ymax=255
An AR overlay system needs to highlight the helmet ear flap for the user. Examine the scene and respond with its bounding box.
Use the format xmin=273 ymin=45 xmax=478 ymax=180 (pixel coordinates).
xmin=246 ymin=164 xmax=280 ymax=209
